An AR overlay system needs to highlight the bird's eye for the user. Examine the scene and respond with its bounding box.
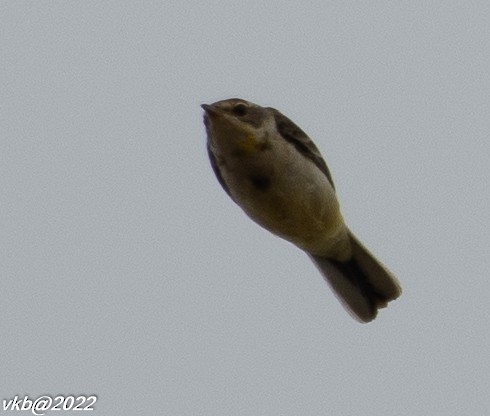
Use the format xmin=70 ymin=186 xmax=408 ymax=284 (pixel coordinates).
xmin=232 ymin=103 xmax=248 ymax=116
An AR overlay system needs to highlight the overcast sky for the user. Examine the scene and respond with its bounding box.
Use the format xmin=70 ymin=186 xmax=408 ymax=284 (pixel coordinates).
xmin=2 ymin=1 xmax=490 ymax=415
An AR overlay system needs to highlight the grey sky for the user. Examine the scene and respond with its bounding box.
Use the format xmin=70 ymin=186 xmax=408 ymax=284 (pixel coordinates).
xmin=2 ymin=1 xmax=489 ymax=414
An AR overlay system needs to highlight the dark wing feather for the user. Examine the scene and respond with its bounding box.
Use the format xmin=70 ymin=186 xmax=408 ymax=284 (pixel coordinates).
xmin=270 ymin=108 xmax=335 ymax=189
xmin=206 ymin=141 xmax=235 ymax=201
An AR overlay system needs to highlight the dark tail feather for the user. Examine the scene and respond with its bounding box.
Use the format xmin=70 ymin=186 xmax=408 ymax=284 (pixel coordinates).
xmin=308 ymin=231 xmax=401 ymax=323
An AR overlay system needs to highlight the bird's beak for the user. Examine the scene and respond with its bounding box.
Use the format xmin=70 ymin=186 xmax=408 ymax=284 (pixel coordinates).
xmin=201 ymin=104 xmax=219 ymax=117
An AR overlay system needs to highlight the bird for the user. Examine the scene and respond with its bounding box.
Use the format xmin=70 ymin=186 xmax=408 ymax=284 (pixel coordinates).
xmin=201 ymin=98 xmax=401 ymax=322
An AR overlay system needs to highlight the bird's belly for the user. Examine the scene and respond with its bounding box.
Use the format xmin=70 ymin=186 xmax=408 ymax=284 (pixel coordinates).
xmin=227 ymin=159 xmax=347 ymax=256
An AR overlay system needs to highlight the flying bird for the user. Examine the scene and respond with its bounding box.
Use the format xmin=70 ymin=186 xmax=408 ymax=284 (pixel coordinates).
xmin=202 ymin=98 xmax=401 ymax=322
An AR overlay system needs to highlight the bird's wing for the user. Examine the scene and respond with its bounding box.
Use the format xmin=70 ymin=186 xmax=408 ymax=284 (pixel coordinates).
xmin=270 ymin=108 xmax=335 ymax=190
xmin=206 ymin=141 xmax=236 ymax=201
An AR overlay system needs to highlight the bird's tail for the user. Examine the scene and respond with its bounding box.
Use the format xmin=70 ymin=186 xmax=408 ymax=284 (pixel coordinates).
xmin=308 ymin=231 xmax=401 ymax=323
